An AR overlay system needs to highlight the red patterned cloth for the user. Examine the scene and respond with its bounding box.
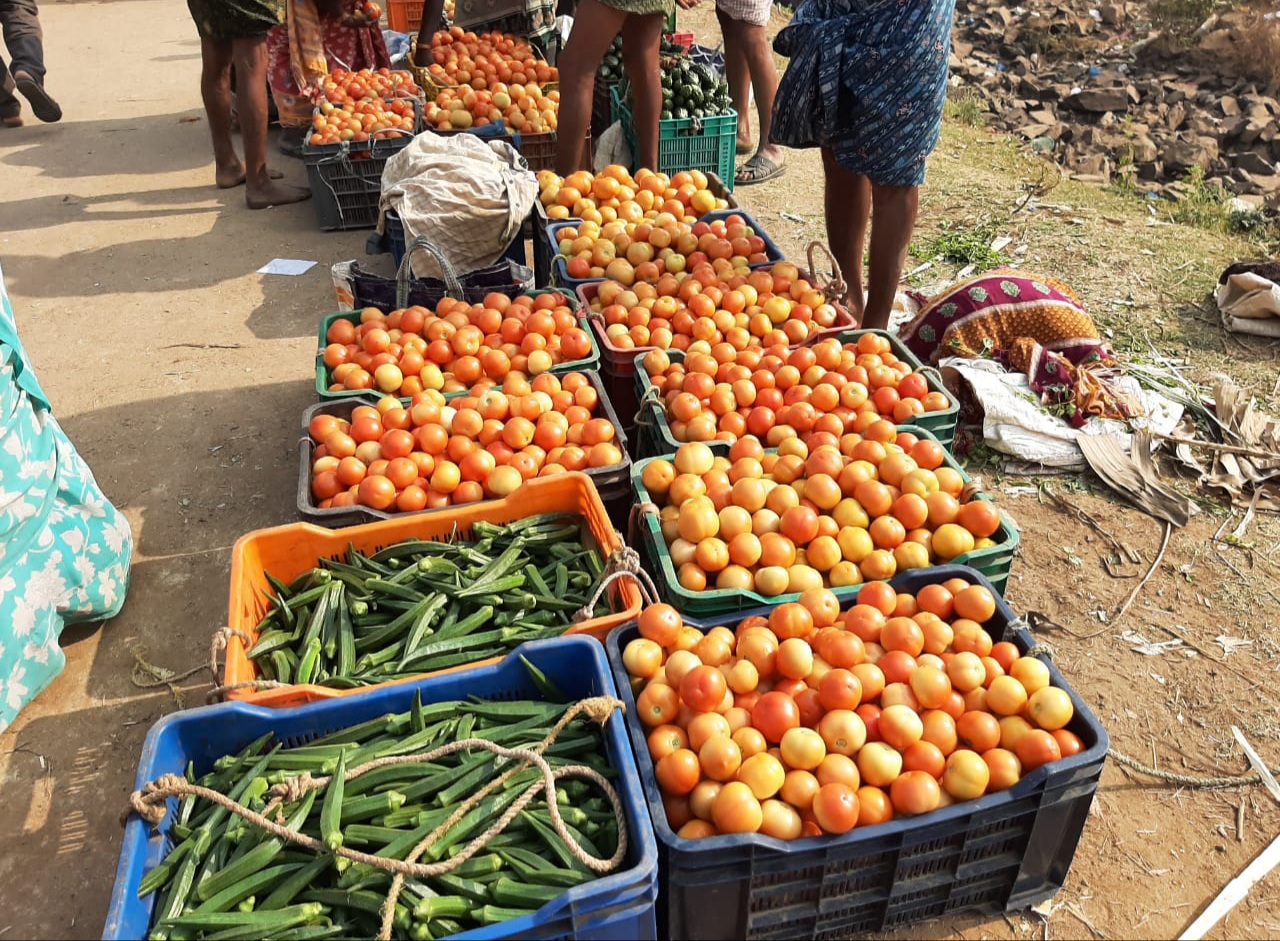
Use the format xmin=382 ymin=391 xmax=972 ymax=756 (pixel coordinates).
xmin=267 ymin=15 xmax=390 ymax=126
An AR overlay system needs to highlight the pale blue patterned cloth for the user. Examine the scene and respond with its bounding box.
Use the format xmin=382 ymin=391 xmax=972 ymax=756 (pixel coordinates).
xmin=0 ymin=260 xmax=133 ymax=731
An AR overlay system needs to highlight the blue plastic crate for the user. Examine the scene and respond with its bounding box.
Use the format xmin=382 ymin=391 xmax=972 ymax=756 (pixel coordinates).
xmin=104 ymin=637 xmax=659 ymax=941
xmin=604 ymin=565 xmax=1109 ymax=939
xmin=696 ymin=208 xmax=786 ymax=269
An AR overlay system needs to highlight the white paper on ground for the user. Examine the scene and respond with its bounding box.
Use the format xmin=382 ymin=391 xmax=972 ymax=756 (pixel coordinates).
xmin=938 ymin=356 xmax=1185 ymax=470
xmin=258 ymin=258 xmax=318 ymax=276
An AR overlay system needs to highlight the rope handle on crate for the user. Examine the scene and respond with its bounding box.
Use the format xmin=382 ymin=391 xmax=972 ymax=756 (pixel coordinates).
xmin=805 ymin=241 xmax=849 ymax=307
xmin=627 ymin=501 xmax=662 ymax=558
xmin=397 ymin=233 xmax=465 ymax=308
xmin=123 ymin=697 xmax=630 ymax=941
xmin=633 ymin=385 xmax=662 ymax=429
xmin=573 ymin=546 xmax=660 ymax=621
xmin=205 ymin=627 xmax=289 ymax=703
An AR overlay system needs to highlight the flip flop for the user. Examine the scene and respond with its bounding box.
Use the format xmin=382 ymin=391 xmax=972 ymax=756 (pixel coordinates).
xmin=13 ymin=70 xmax=60 ymax=123
xmin=735 ymin=153 xmax=786 ymax=186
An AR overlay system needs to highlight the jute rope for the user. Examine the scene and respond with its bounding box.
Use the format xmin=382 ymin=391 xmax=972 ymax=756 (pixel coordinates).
xmin=573 ymin=547 xmax=659 ymax=621
xmin=204 ymin=627 xmax=289 ymax=703
xmin=627 ymin=501 xmax=662 ymax=555
xmin=805 ymin=242 xmax=849 ymax=306
xmin=125 ymin=696 xmax=629 ymax=940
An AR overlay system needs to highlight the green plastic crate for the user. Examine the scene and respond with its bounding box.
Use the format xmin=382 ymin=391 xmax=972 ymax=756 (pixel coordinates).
xmin=315 ymin=305 xmax=601 ymax=401
xmin=629 ymin=424 xmax=1019 ymax=619
xmin=631 ymin=332 xmax=960 ymax=459
xmin=812 ymin=328 xmax=960 ymax=447
xmin=612 ymin=86 xmax=737 ymax=191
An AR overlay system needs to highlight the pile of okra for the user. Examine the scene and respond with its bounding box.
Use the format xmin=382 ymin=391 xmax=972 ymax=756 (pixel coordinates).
xmin=247 ymin=515 xmax=613 ymax=686
xmin=140 ymin=679 xmax=621 ymax=940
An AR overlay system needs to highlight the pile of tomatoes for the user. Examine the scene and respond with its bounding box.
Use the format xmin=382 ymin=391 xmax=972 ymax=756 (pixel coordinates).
xmin=643 ymin=332 xmax=952 ymax=445
xmin=641 ymin=435 xmax=1003 ymax=594
xmin=419 ymin=29 xmax=559 ymax=134
xmin=621 ymin=580 xmax=1084 ymax=840
xmin=589 ymin=262 xmax=843 ymax=354
xmin=309 ymin=68 xmax=420 ymax=146
xmin=308 ymin=372 xmax=625 ymax=512
xmin=539 ymin=167 xmax=730 ymax=224
xmin=425 ymin=83 xmax=558 ymax=133
xmin=422 ymin=29 xmax=557 ymax=88
xmin=557 ymin=213 xmax=770 ymax=285
xmin=321 ymin=294 xmax=594 ymax=398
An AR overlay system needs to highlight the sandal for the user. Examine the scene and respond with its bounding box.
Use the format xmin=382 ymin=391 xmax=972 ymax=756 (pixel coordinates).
xmin=735 ymin=153 xmax=786 ymax=186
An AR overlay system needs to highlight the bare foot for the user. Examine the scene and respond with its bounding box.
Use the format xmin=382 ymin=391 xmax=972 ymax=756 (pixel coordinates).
xmin=246 ymin=179 xmax=311 ymax=209
xmin=217 ymin=164 xmax=286 ymax=189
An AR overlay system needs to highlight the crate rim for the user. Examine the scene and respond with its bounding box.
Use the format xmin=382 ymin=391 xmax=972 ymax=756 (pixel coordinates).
xmin=296 ymin=374 xmax=632 ymax=528
xmin=628 ymin=424 xmax=1020 ymax=611
xmin=314 ymin=309 xmax=599 ymax=401
xmin=603 ymin=563 xmax=1110 ymax=858
xmin=631 ymin=336 xmax=958 ymax=456
xmin=106 ymin=636 xmax=659 ymax=941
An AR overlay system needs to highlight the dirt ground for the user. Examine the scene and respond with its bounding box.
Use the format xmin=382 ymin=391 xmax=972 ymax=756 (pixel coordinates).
xmin=2 ymin=2 xmax=1280 ymax=939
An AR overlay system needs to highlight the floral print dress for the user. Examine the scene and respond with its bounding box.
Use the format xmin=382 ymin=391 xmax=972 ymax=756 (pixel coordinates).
xmin=0 ymin=261 xmax=133 ymax=731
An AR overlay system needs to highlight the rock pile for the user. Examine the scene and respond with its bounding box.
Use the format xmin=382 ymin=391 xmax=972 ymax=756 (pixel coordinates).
xmin=948 ymin=1 xmax=1280 ymax=205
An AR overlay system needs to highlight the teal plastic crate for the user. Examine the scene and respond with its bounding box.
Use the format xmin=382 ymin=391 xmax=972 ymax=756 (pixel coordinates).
xmin=631 ymin=335 xmax=960 ymax=459
xmin=629 ymin=424 xmax=1019 ymax=618
xmin=612 ymin=85 xmax=737 ymax=190
xmin=808 ymin=328 xmax=960 ymax=448
xmin=315 ymin=305 xmax=600 ymax=401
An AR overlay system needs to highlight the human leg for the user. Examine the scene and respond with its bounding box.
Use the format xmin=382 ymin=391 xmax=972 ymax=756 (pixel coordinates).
xmin=715 ymin=9 xmax=752 ymax=155
xmin=231 ymin=33 xmax=308 ymax=207
xmin=197 ymin=37 xmax=247 ymax=188
xmin=863 ymin=182 xmax=918 ymax=330
xmin=733 ymin=20 xmax=784 ymax=183
xmin=619 ymin=11 xmax=665 ymax=170
xmin=553 ymin=0 xmax=629 ymax=175
xmin=1 ymin=0 xmax=60 ymax=122
xmin=822 ymin=146 xmax=870 ymax=322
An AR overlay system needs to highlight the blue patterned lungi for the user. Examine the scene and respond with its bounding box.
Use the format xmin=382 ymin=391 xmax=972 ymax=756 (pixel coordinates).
xmin=770 ymin=0 xmax=956 ymax=186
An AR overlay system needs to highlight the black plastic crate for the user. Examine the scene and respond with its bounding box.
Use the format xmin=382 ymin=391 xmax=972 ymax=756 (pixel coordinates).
xmin=302 ymin=103 xmax=420 ymax=231
xmin=298 ymin=368 xmax=631 ymax=528
xmin=603 ymin=565 xmax=1109 ymax=939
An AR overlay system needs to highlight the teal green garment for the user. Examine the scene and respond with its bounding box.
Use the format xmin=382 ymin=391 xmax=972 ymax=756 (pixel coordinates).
xmin=0 ymin=261 xmax=133 ymax=731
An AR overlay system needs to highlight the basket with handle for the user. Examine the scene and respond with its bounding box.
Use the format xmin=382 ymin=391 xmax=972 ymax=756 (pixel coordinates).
xmin=395 ymin=232 xmax=465 ymax=308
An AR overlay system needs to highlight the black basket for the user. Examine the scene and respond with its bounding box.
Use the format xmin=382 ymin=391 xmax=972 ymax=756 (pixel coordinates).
xmin=352 ymin=232 xmax=534 ymax=311
xmin=301 ymin=102 xmax=421 ymax=231
xmin=298 ymin=368 xmax=631 ymax=528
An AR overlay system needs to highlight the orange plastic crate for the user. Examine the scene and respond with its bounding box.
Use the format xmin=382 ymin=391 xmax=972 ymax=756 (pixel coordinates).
xmin=387 ymin=0 xmax=426 ymax=32
xmin=223 ymin=473 xmax=641 ymax=705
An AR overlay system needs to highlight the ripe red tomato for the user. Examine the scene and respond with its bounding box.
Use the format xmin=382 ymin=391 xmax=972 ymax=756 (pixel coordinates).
xmin=751 ymin=691 xmax=800 ymax=744
xmin=680 ymin=665 xmax=728 ymax=713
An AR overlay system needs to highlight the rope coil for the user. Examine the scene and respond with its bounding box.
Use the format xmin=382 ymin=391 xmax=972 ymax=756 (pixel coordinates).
xmin=125 ymin=697 xmax=630 ymax=941
xmin=206 ymin=627 xmax=287 ymax=704
xmin=573 ymin=546 xmax=660 ymax=622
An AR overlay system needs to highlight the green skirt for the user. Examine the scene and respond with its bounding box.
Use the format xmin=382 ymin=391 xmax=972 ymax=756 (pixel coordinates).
xmin=187 ymin=0 xmax=286 ymax=40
